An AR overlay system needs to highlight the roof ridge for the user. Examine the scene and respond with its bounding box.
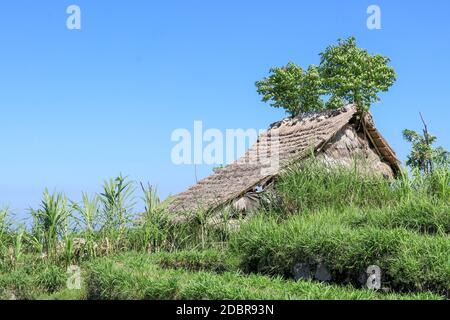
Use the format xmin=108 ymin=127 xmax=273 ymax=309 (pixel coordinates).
xmin=269 ymin=104 xmax=356 ymax=129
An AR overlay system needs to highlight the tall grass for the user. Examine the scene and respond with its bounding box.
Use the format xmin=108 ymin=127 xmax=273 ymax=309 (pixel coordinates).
xmin=100 ymin=174 xmax=136 ymax=232
xmin=0 ymin=208 xmax=13 ymax=248
xmin=137 ymin=183 xmax=169 ymax=252
xmin=12 ymin=227 xmax=25 ymax=267
xmin=0 ymin=208 xmax=14 ymax=270
xmin=2 ymin=175 xmax=228 ymax=267
xmin=99 ymin=174 xmax=136 ymax=253
xmin=71 ymin=193 xmax=100 ymax=258
xmin=269 ymin=161 xmax=449 ymax=216
xmin=273 ymin=162 xmax=395 ymax=214
xmin=342 ymin=200 xmax=450 ymax=235
xmin=30 ymin=189 xmax=72 ymax=260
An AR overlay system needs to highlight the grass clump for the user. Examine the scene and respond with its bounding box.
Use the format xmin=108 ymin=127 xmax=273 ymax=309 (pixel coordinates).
xmin=273 ymin=162 xmax=397 ymax=213
xmin=343 ymin=200 xmax=450 ymax=235
xmin=35 ymin=264 xmax=67 ymax=293
xmin=272 ymin=162 xmax=449 ymax=214
xmin=86 ymin=254 xmax=179 ymax=300
xmin=0 ymin=262 xmax=67 ymax=299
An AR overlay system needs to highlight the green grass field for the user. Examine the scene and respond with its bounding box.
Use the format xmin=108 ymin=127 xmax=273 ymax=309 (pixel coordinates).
xmin=0 ymin=163 xmax=448 ymax=300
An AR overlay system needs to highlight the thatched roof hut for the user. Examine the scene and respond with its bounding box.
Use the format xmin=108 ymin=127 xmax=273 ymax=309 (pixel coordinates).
xmin=167 ymin=104 xmax=400 ymax=214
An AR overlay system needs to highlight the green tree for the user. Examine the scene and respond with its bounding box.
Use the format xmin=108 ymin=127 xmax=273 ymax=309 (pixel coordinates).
xmin=403 ymin=114 xmax=449 ymax=174
xmin=256 ymin=37 xmax=396 ymax=116
xmin=319 ymin=37 xmax=396 ymax=112
xmin=255 ymin=63 xmax=324 ymax=116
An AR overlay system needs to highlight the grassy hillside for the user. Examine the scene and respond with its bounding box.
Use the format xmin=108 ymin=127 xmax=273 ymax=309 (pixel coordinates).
xmin=0 ymin=163 xmax=448 ymax=300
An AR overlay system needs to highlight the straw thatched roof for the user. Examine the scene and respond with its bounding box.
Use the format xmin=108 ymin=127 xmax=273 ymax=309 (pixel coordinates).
xmin=167 ymin=104 xmax=400 ymax=213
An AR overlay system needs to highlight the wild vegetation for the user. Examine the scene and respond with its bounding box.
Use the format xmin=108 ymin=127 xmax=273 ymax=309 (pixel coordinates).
xmin=0 ymin=158 xmax=448 ymax=300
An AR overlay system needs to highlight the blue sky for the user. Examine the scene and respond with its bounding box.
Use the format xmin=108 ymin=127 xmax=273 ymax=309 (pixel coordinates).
xmin=1 ymin=0 xmax=449 ymax=216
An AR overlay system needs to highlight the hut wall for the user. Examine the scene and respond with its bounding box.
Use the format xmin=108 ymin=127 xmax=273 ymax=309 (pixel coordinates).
xmin=317 ymin=124 xmax=395 ymax=178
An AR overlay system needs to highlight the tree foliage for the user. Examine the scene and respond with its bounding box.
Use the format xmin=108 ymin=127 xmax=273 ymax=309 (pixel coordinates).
xmin=255 ymin=37 xmax=396 ymax=116
xmin=255 ymin=63 xmax=324 ymax=116
xmin=319 ymin=37 xmax=396 ymax=112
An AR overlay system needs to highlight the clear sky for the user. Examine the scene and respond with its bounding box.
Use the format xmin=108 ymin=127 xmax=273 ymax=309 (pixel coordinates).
xmin=1 ymin=0 xmax=449 ymax=216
